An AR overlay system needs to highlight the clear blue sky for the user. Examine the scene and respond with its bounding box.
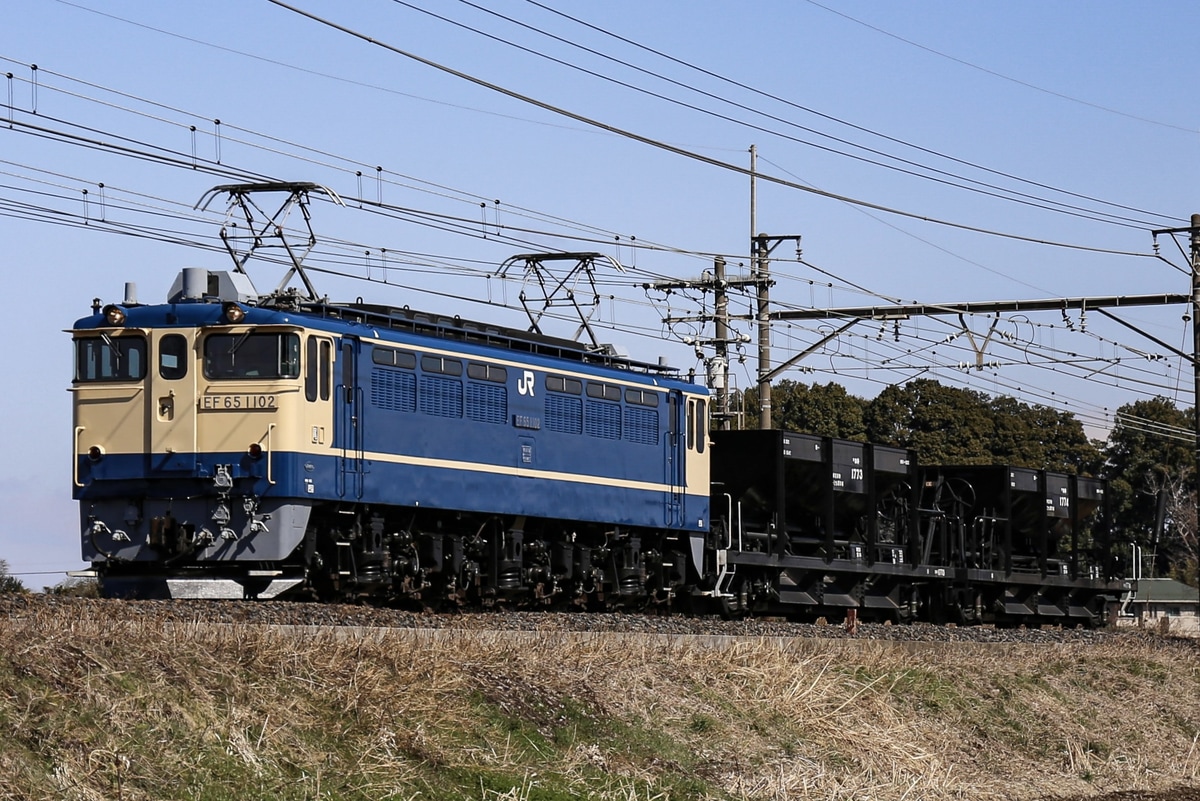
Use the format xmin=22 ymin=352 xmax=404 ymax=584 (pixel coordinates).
xmin=2 ymin=0 xmax=1197 ymax=582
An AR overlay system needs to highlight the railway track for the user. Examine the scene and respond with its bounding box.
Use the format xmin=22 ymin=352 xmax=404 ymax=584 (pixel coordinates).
xmin=1 ymin=594 xmax=1184 ymax=650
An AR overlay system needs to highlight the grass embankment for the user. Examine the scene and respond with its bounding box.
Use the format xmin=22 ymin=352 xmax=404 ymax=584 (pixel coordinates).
xmin=0 ymin=604 xmax=1198 ymax=801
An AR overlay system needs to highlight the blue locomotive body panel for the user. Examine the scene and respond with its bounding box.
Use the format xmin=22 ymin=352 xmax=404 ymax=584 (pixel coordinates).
xmin=336 ymin=332 xmax=706 ymax=530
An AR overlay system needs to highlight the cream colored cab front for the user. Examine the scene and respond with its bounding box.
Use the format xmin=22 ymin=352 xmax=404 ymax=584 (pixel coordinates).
xmin=73 ymin=325 xmax=335 ymax=482
xmin=194 ymin=327 xmax=334 ymax=473
xmin=72 ymin=328 xmax=152 ymax=478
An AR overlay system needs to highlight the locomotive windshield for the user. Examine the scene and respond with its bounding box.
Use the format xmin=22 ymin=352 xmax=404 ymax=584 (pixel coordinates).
xmin=74 ymin=335 xmax=146 ymax=382
xmin=204 ymin=332 xmax=300 ymax=379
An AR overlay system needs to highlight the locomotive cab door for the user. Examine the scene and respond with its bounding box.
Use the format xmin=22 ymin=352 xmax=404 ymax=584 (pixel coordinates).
xmin=682 ymin=394 xmax=708 ymax=530
xmin=665 ymin=390 xmax=684 ymax=526
xmin=303 ymin=333 xmax=335 ymax=485
xmin=335 ymin=336 xmax=365 ymax=499
xmin=148 ymin=330 xmax=198 ymax=471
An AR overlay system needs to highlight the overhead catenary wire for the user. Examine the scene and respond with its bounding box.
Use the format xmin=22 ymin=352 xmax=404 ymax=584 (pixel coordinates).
xmin=0 ymin=58 xmax=728 ymax=278
xmin=7 ymin=159 xmax=1175 ymax=414
xmin=0 ymin=183 xmax=690 ymax=349
xmin=772 ymin=320 xmax=1184 ymax=402
xmin=4 ymin=57 xmax=1180 ymax=301
xmin=6 ymin=177 xmax=1184 ymax=430
xmin=24 ymin=3 xmax=1181 ymax=236
xmin=759 ymin=291 xmax=1189 ymax=407
xmin=3 ymin=109 xmax=1180 ymax=364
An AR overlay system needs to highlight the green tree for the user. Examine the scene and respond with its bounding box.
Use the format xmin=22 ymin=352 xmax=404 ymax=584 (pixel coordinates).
xmin=860 ymin=379 xmax=1099 ymax=470
xmin=0 ymin=559 xmax=27 ymax=594
xmin=739 ymin=376 xmax=1099 ymax=473
xmin=1103 ymin=397 xmax=1195 ymax=577
xmin=742 ymin=380 xmax=867 ymax=439
xmin=864 ymin=379 xmax=994 ymax=464
xmin=988 ymin=396 xmax=1102 ymax=473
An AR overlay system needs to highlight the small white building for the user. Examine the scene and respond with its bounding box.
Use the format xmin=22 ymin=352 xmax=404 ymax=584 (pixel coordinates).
xmin=1119 ymin=577 xmax=1200 ymax=636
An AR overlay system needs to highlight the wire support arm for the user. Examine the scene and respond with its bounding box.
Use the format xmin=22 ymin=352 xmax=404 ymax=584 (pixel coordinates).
xmin=770 ymin=293 xmax=1190 ymax=321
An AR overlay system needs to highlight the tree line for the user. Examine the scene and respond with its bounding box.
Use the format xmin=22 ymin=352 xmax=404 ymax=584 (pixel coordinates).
xmin=740 ymin=378 xmax=1196 ymax=584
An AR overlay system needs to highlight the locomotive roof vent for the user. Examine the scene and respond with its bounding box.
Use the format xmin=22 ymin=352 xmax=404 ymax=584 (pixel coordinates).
xmin=166 ymin=268 xmax=258 ymax=304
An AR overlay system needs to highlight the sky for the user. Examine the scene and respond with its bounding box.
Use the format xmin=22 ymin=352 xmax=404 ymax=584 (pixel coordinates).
xmin=1 ymin=0 xmax=1198 ymax=583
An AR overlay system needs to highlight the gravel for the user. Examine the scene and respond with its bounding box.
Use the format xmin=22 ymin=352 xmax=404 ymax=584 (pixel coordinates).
xmin=3 ymin=593 xmax=1194 ymax=650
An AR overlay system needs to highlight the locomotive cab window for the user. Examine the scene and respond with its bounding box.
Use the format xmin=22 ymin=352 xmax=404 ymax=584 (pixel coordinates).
xmin=75 ymin=335 xmax=147 ymax=382
xmin=305 ymin=337 xmax=319 ymax=401
xmin=158 ymin=334 xmax=188 ymax=380
xmin=204 ymin=332 xmax=300 ymax=379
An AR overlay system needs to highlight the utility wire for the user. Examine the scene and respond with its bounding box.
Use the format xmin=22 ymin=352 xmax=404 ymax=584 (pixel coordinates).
xmin=802 ymin=0 xmax=1196 ymax=134
xmin=12 ymin=168 xmax=1166 ymax=416
xmin=4 ymin=142 xmax=1177 ymax=390
xmin=263 ymin=1 xmax=1159 ymax=258
xmin=408 ymin=0 xmax=1164 ymax=230
xmin=46 ymin=0 xmax=591 ymax=135
xmin=521 ymin=0 xmax=1181 ymax=220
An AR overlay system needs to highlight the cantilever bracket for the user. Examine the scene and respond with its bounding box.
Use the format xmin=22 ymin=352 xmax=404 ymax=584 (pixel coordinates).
xmin=955 ymin=312 xmax=1002 ymax=369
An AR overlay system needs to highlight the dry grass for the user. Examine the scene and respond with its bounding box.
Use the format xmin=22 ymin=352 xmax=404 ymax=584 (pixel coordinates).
xmin=0 ymin=605 xmax=1198 ymax=800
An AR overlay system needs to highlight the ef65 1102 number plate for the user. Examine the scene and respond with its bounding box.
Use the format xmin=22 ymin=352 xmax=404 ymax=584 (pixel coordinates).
xmin=199 ymin=394 xmax=278 ymax=411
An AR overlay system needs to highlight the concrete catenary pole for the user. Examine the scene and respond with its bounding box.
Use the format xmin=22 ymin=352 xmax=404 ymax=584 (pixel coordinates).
xmin=713 ymin=255 xmax=730 ymax=430
xmin=1191 ymin=214 xmax=1200 ymax=588
xmin=750 ymin=146 xmax=772 ymax=429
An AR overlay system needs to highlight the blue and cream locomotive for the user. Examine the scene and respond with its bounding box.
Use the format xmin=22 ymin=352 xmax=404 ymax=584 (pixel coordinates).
xmin=72 ymin=265 xmax=711 ymax=603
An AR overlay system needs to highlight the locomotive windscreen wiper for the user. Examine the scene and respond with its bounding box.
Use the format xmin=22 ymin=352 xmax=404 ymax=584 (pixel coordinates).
xmin=226 ymin=330 xmax=253 ymax=356
xmin=99 ymin=332 xmax=121 ymax=371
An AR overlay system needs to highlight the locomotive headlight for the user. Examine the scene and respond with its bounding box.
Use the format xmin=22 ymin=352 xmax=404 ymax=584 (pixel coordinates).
xmin=102 ymin=304 xmax=127 ymax=326
xmin=87 ymin=445 xmax=105 ymax=462
xmin=222 ymin=302 xmax=246 ymax=324
xmin=247 ymin=442 xmax=263 ymax=459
